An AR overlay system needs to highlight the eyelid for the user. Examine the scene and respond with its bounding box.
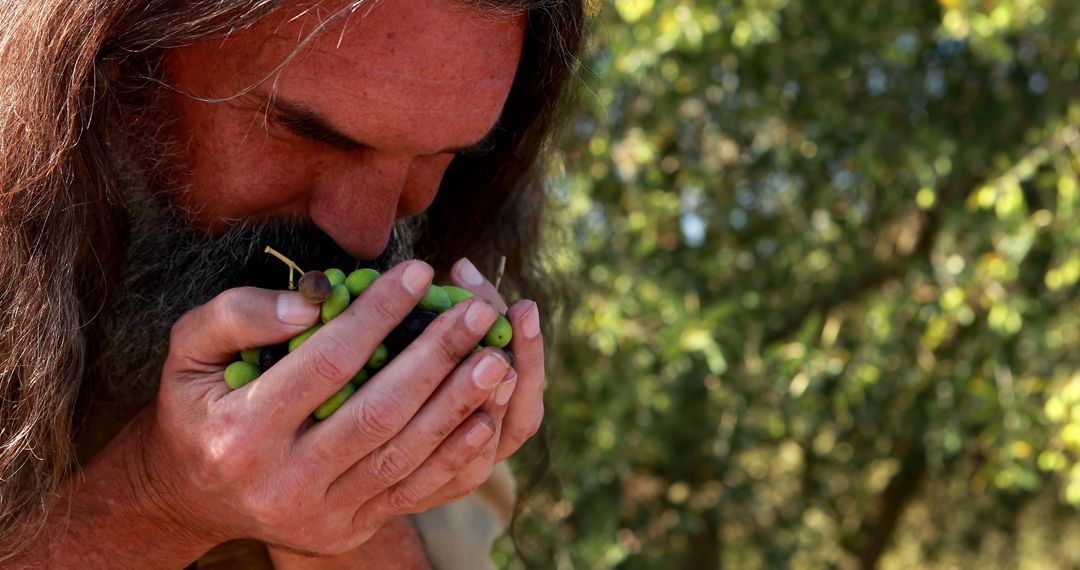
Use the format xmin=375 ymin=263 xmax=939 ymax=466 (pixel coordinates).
xmin=270 ymin=106 xmax=495 ymax=157
xmin=272 ymin=111 xmax=360 ymax=151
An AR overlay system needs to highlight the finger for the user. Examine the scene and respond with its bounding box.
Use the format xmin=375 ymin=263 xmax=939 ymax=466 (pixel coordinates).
xmin=165 ymin=287 xmax=320 ymax=376
xmin=352 ymin=412 xmax=496 ymax=533
xmin=450 ymin=258 xmax=508 ymax=313
xmin=317 ymin=346 xmax=508 ymax=495
xmin=298 ymin=300 xmax=503 ymax=477
xmin=411 ymin=369 xmax=516 ymax=512
xmin=495 ymin=300 xmax=544 ymax=463
xmin=242 ymin=261 xmax=433 ymax=430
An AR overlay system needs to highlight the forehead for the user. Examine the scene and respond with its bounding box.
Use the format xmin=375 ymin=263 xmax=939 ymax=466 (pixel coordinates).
xmin=169 ymin=0 xmax=527 ymax=150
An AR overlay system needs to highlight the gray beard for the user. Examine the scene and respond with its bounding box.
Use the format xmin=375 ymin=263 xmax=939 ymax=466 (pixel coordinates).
xmin=89 ymin=111 xmax=422 ymax=411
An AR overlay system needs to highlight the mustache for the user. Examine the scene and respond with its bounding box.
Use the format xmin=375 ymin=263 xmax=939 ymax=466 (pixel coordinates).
xmin=219 ymin=216 xmax=421 ymax=290
xmin=90 ymin=193 xmax=421 ymax=411
xmin=217 ymin=219 xmax=374 ymax=291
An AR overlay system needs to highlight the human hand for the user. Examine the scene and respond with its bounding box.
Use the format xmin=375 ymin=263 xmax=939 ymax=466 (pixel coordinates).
xmin=408 ymin=257 xmax=546 ymax=512
xmin=139 ymin=260 xmax=513 ymax=555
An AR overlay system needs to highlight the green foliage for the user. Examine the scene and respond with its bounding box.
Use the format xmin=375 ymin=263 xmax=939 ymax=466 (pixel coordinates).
xmin=499 ymin=0 xmax=1080 ymax=568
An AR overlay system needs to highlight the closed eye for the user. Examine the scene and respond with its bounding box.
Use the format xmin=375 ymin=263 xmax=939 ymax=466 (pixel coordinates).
xmin=273 ymin=110 xmax=362 ymax=152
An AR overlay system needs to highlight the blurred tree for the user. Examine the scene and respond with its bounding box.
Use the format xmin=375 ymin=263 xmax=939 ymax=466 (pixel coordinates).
xmin=499 ymin=0 xmax=1080 ymax=568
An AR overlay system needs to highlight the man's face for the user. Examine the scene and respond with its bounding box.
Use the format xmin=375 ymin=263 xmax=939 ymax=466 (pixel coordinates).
xmin=164 ymin=0 xmax=526 ymax=259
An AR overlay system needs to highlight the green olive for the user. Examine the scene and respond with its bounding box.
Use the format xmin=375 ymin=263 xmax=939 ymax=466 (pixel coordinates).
xmin=321 ymin=283 xmax=351 ymax=322
xmin=224 ymin=361 xmax=261 ymax=390
xmin=324 ymin=268 xmax=347 ymax=287
xmin=240 ymin=348 xmax=261 ymax=366
xmin=350 ymin=368 xmax=371 ymax=389
xmin=443 ymin=286 xmax=474 ymax=306
xmin=345 ymin=268 xmax=381 ymax=297
xmin=288 ymin=323 xmax=322 ymax=352
xmin=418 ymin=284 xmax=452 ymax=313
xmin=366 ymin=343 xmax=389 ymax=369
xmin=482 ymin=314 xmax=513 ymax=349
xmin=313 ymin=384 xmax=356 ymax=420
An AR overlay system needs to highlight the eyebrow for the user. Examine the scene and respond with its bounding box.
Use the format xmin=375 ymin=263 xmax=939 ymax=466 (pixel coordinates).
xmin=262 ymin=94 xmax=499 ymax=156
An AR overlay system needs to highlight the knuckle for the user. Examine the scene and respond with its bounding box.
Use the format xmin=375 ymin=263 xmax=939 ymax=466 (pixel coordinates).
xmin=372 ymin=442 xmax=415 ymax=482
xmin=385 ymin=485 xmax=422 ymax=514
xmin=189 ymin=434 xmax=243 ymax=488
xmin=363 ymin=294 xmax=406 ymax=326
xmin=458 ymin=467 xmax=493 ymax=498
xmin=507 ymin=419 xmax=541 ymax=450
xmin=529 ymin=407 xmax=545 ymax=437
xmin=240 ymin=490 xmax=285 ymax=526
xmin=167 ymin=314 xmax=193 ymax=349
xmin=213 ymin=288 xmax=251 ymax=334
xmin=444 ymin=394 xmax=478 ymax=429
xmin=303 ymin=339 xmax=351 ymax=383
xmin=435 ymin=444 xmax=474 ymax=475
xmin=351 ymin=394 xmax=405 ymax=442
xmin=431 ymin=335 xmax=467 ymax=369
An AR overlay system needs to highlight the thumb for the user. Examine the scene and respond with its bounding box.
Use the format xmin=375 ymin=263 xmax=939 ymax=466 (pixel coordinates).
xmin=165 ymin=287 xmax=320 ymax=370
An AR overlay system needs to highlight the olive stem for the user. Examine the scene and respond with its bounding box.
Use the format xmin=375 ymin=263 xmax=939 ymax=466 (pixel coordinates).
xmin=494 ymin=255 xmax=506 ymax=292
xmin=264 ymin=246 xmax=305 ymax=290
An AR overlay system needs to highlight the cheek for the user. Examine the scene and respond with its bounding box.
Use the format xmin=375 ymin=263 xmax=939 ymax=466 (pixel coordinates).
xmin=396 ymin=154 xmax=455 ymax=219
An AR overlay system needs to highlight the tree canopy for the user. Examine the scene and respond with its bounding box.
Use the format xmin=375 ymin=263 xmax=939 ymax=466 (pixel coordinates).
xmin=499 ymin=0 xmax=1079 ymax=568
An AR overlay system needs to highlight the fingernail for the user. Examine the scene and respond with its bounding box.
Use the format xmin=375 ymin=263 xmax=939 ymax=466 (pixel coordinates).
xmin=465 ymin=419 xmax=494 ymax=447
xmin=465 ymin=300 xmax=497 ymax=335
xmin=522 ymin=303 xmax=541 ymax=339
xmin=495 ymin=378 xmax=517 ymax=406
xmin=277 ymin=293 xmax=320 ymax=326
xmin=457 ymin=258 xmax=485 ymax=287
xmin=402 ymin=262 xmax=433 ymax=295
xmin=473 ymin=352 xmax=508 ymax=390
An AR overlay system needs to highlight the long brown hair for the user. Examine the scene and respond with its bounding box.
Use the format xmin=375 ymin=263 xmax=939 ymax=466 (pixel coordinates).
xmin=0 ymin=0 xmax=583 ymax=558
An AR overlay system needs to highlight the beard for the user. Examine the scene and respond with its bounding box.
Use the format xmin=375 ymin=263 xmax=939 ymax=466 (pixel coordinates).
xmin=86 ymin=99 xmax=423 ymax=413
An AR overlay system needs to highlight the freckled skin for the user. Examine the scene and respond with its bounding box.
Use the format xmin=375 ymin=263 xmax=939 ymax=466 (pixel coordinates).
xmin=165 ymin=0 xmax=526 ymax=259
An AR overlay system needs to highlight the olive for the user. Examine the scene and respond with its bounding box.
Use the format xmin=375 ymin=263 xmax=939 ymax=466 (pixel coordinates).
xmin=298 ymin=270 xmax=332 ymax=304
xmin=224 ymin=361 xmax=261 ymax=390
xmin=313 ymin=384 xmax=356 ymax=420
xmin=350 ymin=368 xmax=371 ymax=389
xmin=384 ymin=310 xmax=438 ymax=355
xmin=418 ymin=285 xmax=452 ymax=313
xmin=288 ymin=323 xmax=322 ymax=352
xmin=366 ymin=343 xmax=389 ymax=369
xmin=321 ymin=283 xmax=351 ymax=322
xmin=482 ymin=314 xmax=513 ymax=348
xmin=443 ymin=286 xmax=474 ymax=306
xmin=345 ymin=268 xmax=381 ymax=297
xmin=324 ymin=268 xmax=347 ymax=287
xmin=260 ymin=343 xmax=289 ymax=370
xmin=240 ymin=348 xmax=261 ymax=366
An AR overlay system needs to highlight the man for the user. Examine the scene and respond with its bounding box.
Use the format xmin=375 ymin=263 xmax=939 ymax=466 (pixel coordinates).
xmin=0 ymin=0 xmax=583 ymax=567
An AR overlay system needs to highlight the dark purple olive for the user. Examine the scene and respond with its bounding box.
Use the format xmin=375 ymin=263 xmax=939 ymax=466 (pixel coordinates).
xmin=298 ymin=270 xmax=332 ymax=304
xmin=259 ymin=343 xmax=289 ymax=371
xmin=502 ymin=348 xmax=516 ymax=368
xmin=385 ymin=310 xmax=438 ymax=355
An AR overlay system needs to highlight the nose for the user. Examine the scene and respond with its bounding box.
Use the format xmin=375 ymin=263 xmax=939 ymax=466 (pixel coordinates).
xmin=306 ymin=151 xmax=449 ymax=259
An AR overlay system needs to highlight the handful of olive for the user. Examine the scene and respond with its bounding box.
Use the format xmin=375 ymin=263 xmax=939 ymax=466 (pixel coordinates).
xmin=223 ymin=264 xmax=513 ymax=421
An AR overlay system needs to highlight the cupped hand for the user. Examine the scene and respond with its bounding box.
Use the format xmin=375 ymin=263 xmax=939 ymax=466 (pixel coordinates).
xmin=407 ymin=257 xmax=546 ymax=512
xmin=141 ymin=260 xmax=512 ymax=555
